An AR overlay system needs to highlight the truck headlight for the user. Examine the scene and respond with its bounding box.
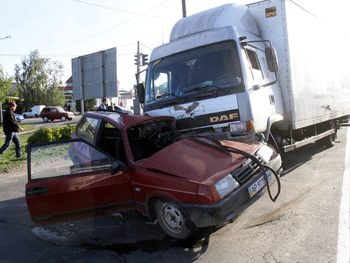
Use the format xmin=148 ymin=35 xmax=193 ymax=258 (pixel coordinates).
xmin=214 ymin=174 xmax=240 ymax=199
xmin=229 ymin=121 xmax=254 ymax=133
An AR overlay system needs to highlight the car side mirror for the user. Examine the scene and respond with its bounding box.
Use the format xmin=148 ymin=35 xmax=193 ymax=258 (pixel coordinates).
xmin=136 ymin=83 xmax=145 ymax=104
xmin=265 ymin=47 xmax=279 ymax=72
xmin=111 ymin=161 xmax=128 ymax=174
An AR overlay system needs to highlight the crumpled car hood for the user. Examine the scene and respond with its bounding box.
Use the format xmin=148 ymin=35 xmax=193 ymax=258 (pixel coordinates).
xmin=141 ymin=138 xmax=260 ymax=182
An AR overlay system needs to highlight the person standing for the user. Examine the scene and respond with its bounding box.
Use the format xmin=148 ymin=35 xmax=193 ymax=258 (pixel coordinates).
xmin=0 ymin=101 xmax=23 ymax=158
xmin=98 ymin=98 xmax=108 ymax=110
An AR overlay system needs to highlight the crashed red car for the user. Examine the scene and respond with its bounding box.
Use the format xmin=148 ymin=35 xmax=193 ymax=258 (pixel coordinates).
xmin=26 ymin=110 xmax=282 ymax=239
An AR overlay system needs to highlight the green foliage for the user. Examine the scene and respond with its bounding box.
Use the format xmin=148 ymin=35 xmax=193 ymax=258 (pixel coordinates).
xmin=27 ymin=125 xmax=75 ymax=145
xmin=75 ymin=99 xmax=97 ymax=112
xmin=14 ymin=50 xmax=65 ymax=111
xmin=0 ymin=65 xmax=12 ymax=104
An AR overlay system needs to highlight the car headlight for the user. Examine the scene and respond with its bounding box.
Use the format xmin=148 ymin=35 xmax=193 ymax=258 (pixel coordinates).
xmin=214 ymin=174 xmax=240 ymax=199
xmin=256 ymin=145 xmax=274 ymax=163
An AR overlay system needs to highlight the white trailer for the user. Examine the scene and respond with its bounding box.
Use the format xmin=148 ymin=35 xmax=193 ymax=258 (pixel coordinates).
xmin=137 ymin=0 xmax=350 ymax=152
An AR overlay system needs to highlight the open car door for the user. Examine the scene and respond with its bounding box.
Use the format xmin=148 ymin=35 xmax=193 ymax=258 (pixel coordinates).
xmin=25 ymin=139 xmax=134 ymax=223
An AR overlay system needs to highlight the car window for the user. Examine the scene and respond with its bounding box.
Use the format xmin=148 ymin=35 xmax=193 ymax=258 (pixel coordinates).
xmin=98 ymin=122 xmax=127 ymax=163
xmin=28 ymin=140 xmax=114 ymax=180
xmin=77 ymin=117 xmax=101 ymax=144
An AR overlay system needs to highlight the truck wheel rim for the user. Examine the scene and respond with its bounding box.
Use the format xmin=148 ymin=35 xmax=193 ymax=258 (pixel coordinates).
xmin=162 ymin=205 xmax=184 ymax=232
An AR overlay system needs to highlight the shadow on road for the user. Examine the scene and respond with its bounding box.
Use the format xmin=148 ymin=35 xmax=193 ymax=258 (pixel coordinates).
xmin=280 ymin=140 xmax=338 ymax=176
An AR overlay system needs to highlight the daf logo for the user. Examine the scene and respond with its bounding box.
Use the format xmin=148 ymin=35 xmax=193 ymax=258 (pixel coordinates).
xmin=210 ymin=113 xmax=238 ymax=123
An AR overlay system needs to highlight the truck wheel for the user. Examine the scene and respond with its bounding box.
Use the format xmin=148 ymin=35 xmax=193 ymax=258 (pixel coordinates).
xmin=23 ymin=114 xmax=27 ymax=118
xmin=43 ymin=116 xmax=49 ymax=122
xmin=61 ymin=116 xmax=67 ymax=121
xmin=317 ymin=133 xmax=336 ymax=148
xmin=35 ymin=114 xmax=38 ymax=118
xmin=155 ymin=200 xmax=194 ymax=239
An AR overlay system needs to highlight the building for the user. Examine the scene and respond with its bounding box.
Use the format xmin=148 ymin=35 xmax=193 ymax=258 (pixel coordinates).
xmin=64 ymin=76 xmax=75 ymax=111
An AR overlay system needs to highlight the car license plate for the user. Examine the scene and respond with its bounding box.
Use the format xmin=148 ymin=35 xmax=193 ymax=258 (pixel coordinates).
xmin=248 ymin=170 xmax=272 ymax=198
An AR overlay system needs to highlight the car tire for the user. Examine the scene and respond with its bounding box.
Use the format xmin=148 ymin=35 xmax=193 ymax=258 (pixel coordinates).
xmin=35 ymin=114 xmax=38 ymax=118
xmin=61 ymin=116 xmax=67 ymax=121
xmin=23 ymin=114 xmax=27 ymax=118
xmin=155 ymin=200 xmax=194 ymax=239
xmin=43 ymin=116 xmax=49 ymax=122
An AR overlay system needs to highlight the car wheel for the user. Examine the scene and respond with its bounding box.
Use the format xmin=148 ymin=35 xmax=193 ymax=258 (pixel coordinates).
xmin=61 ymin=116 xmax=67 ymax=121
xmin=155 ymin=200 xmax=194 ymax=239
xmin=35 ymin=114 xmax=38 ymax=118
xmin=23 ymin=114 xmax=27 ymax=118
xmin=43 ymin=116 xmax=49 ymax=122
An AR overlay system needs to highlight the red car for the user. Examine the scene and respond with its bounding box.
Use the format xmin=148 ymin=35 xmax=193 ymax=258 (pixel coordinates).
xmin=40 ymin=106 xmax=74 ymax=122
xmin=25 ymin=110 xmax=282 ymax=239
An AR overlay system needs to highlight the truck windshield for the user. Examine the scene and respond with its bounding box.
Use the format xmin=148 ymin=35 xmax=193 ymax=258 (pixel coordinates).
xmin=145 ymin=41 xmax=243 ymax=106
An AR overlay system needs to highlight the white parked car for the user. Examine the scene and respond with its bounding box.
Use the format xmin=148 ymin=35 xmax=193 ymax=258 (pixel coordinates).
xmin=23 ymin=105 xmax=45 ymax=118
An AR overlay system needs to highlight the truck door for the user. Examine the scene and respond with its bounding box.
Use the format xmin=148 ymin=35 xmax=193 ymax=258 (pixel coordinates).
xmin=25 ymin=139 xmax=134 ymax=223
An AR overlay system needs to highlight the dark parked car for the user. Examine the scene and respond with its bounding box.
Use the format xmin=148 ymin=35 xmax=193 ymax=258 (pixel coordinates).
xmin=40 ymin=106 xmax=74 ymax=122
xmin=25 ymin=110 xmax=282 ymax=239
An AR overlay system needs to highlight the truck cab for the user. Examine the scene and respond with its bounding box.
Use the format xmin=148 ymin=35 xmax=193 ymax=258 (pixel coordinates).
xmin=139 ymin=4 xmax=283 ymax=142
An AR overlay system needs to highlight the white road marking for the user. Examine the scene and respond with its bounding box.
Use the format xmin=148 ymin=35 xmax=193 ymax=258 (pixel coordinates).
xmin=337 ymin=127 xmax=350 ymax=263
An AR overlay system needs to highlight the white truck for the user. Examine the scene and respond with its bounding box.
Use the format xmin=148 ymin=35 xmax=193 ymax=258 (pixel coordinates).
xmin=136 ymin=0 xmax=350 ymax=152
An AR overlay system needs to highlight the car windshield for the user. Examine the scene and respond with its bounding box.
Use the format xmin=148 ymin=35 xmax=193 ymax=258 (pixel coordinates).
xmin=145 ymin=41 xmax=243 ymax=105
xmin=127 ymin=119 xmax=177 ymax=161
xmin=57 ymin=107 xmax=65 ymax=112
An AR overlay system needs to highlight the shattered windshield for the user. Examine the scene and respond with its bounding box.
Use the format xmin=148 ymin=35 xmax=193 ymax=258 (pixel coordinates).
xmin=127 ymin=119 xmax=178 ymax=162
xmin=145 ymin=41 xmax=243 ymax=105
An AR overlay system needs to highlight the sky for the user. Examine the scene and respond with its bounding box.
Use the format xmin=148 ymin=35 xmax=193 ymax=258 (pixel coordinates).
xmin=0 ymin=0 xmax=349 ymax=91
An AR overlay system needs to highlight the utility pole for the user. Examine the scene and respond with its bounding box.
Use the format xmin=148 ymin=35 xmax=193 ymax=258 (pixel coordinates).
xmin=182 ymin=0 xmax=186 ymax=18
xmin=133 ymin=41 xmax=141 ymax=115
xmin=0 ymin=35 xmax=11 ymax=124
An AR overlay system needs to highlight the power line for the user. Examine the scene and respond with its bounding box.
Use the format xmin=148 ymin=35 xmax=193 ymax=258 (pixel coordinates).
xmin=43 ymin=0 xmax=173 ymax=52
xmin=73 ymin=0 xmax=175 ymax=19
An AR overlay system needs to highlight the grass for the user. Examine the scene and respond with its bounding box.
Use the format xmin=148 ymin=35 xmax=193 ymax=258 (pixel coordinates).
xmin=0 ymin=124 xmax=35 ymax=173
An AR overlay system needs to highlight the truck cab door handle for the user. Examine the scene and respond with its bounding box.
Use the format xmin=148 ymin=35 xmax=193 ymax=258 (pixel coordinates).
xmin=26 ymin=187 xmax=48 ymax=196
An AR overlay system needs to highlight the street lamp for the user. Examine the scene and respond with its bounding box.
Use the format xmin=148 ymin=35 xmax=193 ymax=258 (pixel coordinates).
xmin=0 ymin=35 xmax=11 ymax=41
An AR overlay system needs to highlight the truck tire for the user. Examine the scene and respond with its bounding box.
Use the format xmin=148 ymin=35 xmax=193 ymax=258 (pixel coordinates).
xmin=155 ymin=200 xmax=194 ymax=239
xmin=43 ymin=116 xmax=49 ymax=122
xmin=61 ymin=116 xmax=67 ymax=121
xmin=35 ymin=114 xmax=38 ymax=118
xmin=317 ymin=133 xmax=336 ymax=148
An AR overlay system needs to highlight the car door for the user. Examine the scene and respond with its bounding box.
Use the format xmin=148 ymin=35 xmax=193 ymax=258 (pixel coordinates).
xmin=50 ymin=108 xmax=59 ymax=119
xmin=25 ymin=139 xmax=134 ymax=223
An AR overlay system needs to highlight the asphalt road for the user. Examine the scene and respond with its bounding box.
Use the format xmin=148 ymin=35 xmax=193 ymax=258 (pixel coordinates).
xmin=0 ymin=125 xmax=349 ymax=263
xmin=19 ymin=114 xmax=82 ymax=128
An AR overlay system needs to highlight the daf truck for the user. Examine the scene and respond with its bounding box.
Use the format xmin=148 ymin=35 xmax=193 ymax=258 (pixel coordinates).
xmin=136 ymin=0 xmax=350 ymax=152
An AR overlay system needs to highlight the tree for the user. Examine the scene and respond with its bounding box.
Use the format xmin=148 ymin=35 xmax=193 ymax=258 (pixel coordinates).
xmin=75 ymin=99 xmax=96 ymax=112
xmin=15 ymin=50 xmax=65 ymax=110
xmin=0 ymin=65 xmax=12 ymax=124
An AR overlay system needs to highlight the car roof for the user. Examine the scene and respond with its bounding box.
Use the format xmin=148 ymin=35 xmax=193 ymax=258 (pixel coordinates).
xmin=83 ymin=111 xmax=175 ymax=130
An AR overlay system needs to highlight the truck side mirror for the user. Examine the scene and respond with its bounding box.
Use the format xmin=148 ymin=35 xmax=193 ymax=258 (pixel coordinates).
xmin=136 ymin=83 xmax=145 ymax=104
xmin=265 ymin=47 xmax=279 ymax=72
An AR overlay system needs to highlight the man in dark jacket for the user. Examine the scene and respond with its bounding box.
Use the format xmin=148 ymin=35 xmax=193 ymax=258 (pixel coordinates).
xmin=0 ymin=101 xmax=23 ymax=158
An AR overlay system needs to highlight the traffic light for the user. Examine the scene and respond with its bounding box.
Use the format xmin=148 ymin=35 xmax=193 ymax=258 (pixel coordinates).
xmin=134 ymin=54 xmax=139 ymax=66
xmin=141 ymin=54 xmax=148 ymax=66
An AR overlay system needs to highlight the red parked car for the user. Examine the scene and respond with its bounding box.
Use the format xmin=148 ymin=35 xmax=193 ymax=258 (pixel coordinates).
xmin=40 ymin=106 xmax=74 ymax=122
xmin=25 ymin=110 xmax=282 ymax=239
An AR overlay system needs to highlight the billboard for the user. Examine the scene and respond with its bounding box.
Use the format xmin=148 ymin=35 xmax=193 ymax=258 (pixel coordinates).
xmin=72 ymin=48 xmax=117 ymax=100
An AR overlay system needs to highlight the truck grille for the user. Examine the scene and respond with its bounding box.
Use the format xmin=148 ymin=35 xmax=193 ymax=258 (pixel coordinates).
xmin=233 ymin=156 xmax=264 ymax=184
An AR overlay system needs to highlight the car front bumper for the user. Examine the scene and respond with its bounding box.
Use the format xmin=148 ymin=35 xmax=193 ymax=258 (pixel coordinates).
xmin=179 ymin=152 xmax=282 ymax=228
